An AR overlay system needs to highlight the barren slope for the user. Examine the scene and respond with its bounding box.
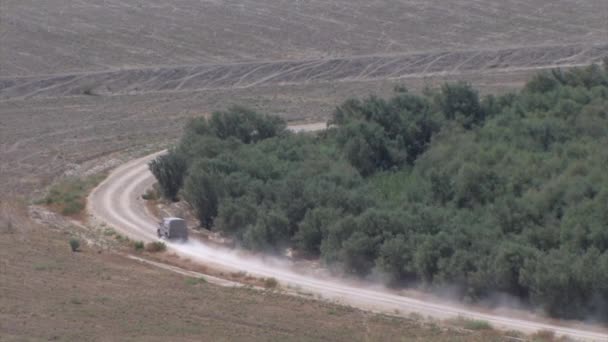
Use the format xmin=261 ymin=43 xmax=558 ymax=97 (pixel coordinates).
xmin=2 ymin=0 xmax=607 ymax=77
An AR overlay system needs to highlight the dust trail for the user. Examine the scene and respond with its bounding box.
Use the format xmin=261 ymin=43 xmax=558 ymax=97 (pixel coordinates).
xmin=168 ymin=239 xmax=608 ymax=340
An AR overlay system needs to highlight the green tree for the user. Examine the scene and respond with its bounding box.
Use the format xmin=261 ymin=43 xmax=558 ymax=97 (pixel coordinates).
xmin=183 ymin=167 xmax=219 ymax=228
xmin=148 ymin=152 xmax=187 ymax=201
xmin=437 ymin=82 xmax=485 ymax=128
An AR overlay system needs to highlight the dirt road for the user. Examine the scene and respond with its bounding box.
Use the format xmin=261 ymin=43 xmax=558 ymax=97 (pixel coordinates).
xmin=88 ymin=125 xmax=608 ymax=341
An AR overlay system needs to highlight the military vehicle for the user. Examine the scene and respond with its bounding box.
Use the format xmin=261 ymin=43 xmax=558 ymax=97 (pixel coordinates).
xmin=157 ymin=217 xmax=188 ymax=241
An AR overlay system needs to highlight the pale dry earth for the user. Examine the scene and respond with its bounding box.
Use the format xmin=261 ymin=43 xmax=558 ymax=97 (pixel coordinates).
xmin=2 ymin=0 xmax=607 ymax=77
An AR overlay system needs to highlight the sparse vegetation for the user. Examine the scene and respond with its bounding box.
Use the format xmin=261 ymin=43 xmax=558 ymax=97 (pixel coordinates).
xmin=42 ymin=173 xmax=107 ymax=216
xmin=141 ymin=188 xmax=159 ymax=201
xmin=145 ymin=241 xmax=166 ymax=253
xmin=185 ymin=277 xmax=207 ymax=286
xmin=69 ymin=238 xmax=81 ymax=252
xmin=103 ymin=228 xmax=116 ymax=236
xmin=452 ymin=318 xmax=493 ymax=330
xmin=152 ymin=64 xmax=608 ymax=321
xmin=263 ymin=277 xmax=278 ymax=289
xmin=531 ymin=329 xmax=558 ymax=342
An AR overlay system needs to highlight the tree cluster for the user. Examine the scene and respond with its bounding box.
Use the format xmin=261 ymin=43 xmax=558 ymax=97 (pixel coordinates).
xmin=151 ymin=63 xmax=608 ymax=320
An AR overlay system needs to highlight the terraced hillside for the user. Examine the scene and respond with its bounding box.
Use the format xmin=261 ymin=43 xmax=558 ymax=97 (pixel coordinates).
xmin=2 ymin=0 xmax=606 ymax=77
xmin=2 ymin=43 xmax=607 ymax=99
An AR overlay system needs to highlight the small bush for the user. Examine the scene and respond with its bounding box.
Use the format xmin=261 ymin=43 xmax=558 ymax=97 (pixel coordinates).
xmin=185 ymin=277 xmax=207 ymax=285
xmin=133 ymin=241 xmax=144 ymax=251
xmin=462 ymin=319 xmax=492 ymax=331
xmin=43 ymin=174 xmax=107 ymax=217
xmin=145 ymin=241 xmax=166 ymax=252
xmin=263 ymin=277 xmax=278 ymax=289
xmin=531 ymin=330 xmax=557 ymax=342
xmin=103 ymin=228 xmax=116 ymax=236
xmin=141 ymin=189 xmax=159 ymax=201
xmin=69 ymin=238 xmax=80 ymax=252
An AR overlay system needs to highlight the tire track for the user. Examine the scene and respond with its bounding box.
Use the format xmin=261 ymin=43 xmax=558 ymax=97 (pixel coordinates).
xmin=2 ymin=43 xmax=607 ymax=99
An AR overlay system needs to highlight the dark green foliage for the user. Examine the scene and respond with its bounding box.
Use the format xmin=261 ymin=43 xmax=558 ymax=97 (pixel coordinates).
xmin=69 ymin=238 xmax=80 ymax=252
xmin=150 ymin=64 xmax=608 ymax=321
xmin=133 ymin=241 xmax=144 ymax=251
xmin=437 ymin=82 xmax=485 ymax=128
xmin=295 ymin=207 xmax=341 ymax=254
xmin=183 ymin=166 xmax=219 ymax=229
xmin=208 ymin=106 xmax=287 ymax=143
xmin=149 ymin=152 xmax=187 ymax=201
xmin=243 ymin=209 xmax=290 ymax=251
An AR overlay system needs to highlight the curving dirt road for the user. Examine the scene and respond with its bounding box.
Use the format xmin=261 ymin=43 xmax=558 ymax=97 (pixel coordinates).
xmin=88 ymin=126 xmax=608 ymax=341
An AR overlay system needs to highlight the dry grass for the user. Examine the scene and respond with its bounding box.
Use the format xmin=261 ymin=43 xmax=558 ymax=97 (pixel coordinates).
xmin=447 ymin=316 xmax=494 ymax=331
xmin=145 ymin=241 xmax=167 ymax=253
xmin=530 ymin=329 xmax=575 ymax=342
xmin=39 ymin=173 xmax=107 ymax=217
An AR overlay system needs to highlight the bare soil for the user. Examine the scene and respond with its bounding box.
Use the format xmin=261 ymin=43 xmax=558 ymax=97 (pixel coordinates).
xmin=2 ymin=0 xmax=606 ymax=77
xmin=2 ymin=43 xmax=606 ymax=99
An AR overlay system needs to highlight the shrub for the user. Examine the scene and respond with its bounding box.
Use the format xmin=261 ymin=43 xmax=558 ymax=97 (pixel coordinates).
xmin=149 ymin=152 xmax=187 ymax=201
xmin=62 ymin=200 xmax=84 ymax=216
xmin=133 ymin=241 xmax=144 ymax=251
xmin=448 ymin=317 xmax=493 ymax=331
xmin=462 ymin=319 xmax=492 ymax=331
xmin=185 ymin=277 xmax=207 ymax=285
xmin=103 ymin=228 xmax=116 ymax=236
xmin=145 ymin=241 xmax=166 ymax=253
xmin=263 ymin=277 xmax=278 ymax=289
xmin=531 ymin=329 xmax=557 ymax=342
xmin=69 ymin=238 xmax=80 ymax=252
xmin=141 ymin=188 xmax=159 ymax=201
xmin=43 ymin=174 xmax=107 ymax=216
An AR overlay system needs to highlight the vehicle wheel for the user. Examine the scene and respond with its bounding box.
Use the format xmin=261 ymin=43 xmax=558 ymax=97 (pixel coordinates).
xmin=157 ymin=229 xmax=161 ymax=238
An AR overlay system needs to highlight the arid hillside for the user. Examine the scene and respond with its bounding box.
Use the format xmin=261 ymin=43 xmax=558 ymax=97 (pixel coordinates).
xmin=1 ymin=1 xmax=607 ymax=340
xmin=2 ymin=0 xmax=606 ymax=77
